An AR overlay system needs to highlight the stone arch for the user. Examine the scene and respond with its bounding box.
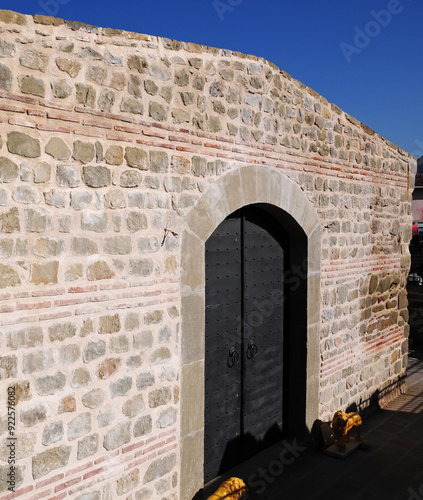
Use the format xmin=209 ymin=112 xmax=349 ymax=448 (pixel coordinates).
xmin=179 ymin=165 xmax=321 ymax=499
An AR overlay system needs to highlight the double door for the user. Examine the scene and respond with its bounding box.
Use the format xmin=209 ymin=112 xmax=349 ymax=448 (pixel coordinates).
xmin=204 ymin=207 xmax=285 ymax=483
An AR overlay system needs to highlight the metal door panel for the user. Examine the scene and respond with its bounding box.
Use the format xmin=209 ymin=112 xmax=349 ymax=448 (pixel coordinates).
xmin=205 ymin=208 xmax=285 ymax=481
xmin=205 ymin=217 xmax=242 ymax=483
xmin=242 ymin=216 xmax=284 ymax=455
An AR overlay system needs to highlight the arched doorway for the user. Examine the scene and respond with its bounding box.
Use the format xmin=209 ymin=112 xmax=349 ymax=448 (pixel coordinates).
xmin=179 ymin=165 xmax=321 ymax=500
xmin=204 ymin=204 xmax=307 ymax=482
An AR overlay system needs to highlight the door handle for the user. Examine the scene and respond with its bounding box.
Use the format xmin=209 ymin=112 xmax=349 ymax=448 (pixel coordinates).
xmin=227 ymin=346 xmax=240 ymax=368
xmin=246 ymin=340 xmax=258 ymax=359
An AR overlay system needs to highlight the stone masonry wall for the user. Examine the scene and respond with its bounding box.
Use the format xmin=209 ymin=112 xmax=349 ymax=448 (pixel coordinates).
xmin=0 ymin=9 xmax=416 ymax=500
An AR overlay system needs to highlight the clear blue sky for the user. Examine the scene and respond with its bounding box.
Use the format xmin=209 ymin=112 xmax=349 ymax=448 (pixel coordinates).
xmin=3 ymin=0 xmax=422 ymax=157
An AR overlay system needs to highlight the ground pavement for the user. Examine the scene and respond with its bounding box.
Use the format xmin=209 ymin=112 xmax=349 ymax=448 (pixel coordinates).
xmin=203 ymin=347 xmax=423 ymax=500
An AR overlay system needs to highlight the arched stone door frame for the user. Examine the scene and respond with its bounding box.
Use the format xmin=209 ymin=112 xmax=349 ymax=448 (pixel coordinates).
xmin=179 ymin=165 xmax=321 ymax=500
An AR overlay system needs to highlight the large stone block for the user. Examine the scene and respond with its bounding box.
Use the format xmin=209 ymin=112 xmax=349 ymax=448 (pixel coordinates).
xmin=83 ymin=340 xmax=106 ymax=363
xmin=81 ymin=207 xmax=109 ymax=230
xmin=120 ymin=170 xmax=142 ymax=188
xmin=143 ymin=453 xmax=176 ymax=483
xmin=97 ymin=405 xmax=117 ymax=428
xmin=130 ymin=258 xmax=154 ymax=277
xmin=82 ymin=388 xmax=106 ymax=409
xmin=72 ymin=237 xmax=98 ymax=256
xmin=77 ymin=433 xmax=99 ymax=460
xmin=150 ymin=347 xmax=171 ymax=366
xmin=156 ymin=407 xmax=177 ymax=428
xmin=0 ymin=188 xmax=8 ymax=206
xmin=0 ymin=264 xmax=20 ymax=288
xmin=128 ymin=74 xmax=141 ymax=97
xmin=121 ymin=96 xmax=144 ymax=114
xmin=14 ymin=380 xmax=31 ymax=403
xmin=57 ymin=164 xmax=80 ymax=187
xmin=150 ymin=151 xmax=168 ymax=173
xmin=13 ymin=185 xmax=40 ymax=204
xmin=148 ymin=63 xmax=171 ymax=81
xmin=134 ymin=331 xmax=153 ymax=352
xmin=0 ymin=431 xmax=36 ymax=463
xmin=22 ymin=350 xmax=53 ymax=374
xmin=133 ymin=415 xmax=152 ymax=437
xmin=181 ymin=361 xmax=204 ymax=436
xmin=71 ymin=190 xmax=93 ymax=209
xmin=398 ymin=289 xmax=408 ymax=309
xmin=33 ymin=237 xmax=65 ymax=257
xmin=122 ymin=394 xmax=145 ymax=417
xmin=56 ymin=57 xmax=81 ymax=77
xmin=98 ymin=89 xmax=115 ymax=112
xmin=125 ymin=312 xmax=140 ymax=331
xmin=117 ymin=469 xmax=140 ymax=495
xmin=128 ymin=54 xmax=147 ymax=73
xmin=148 ymin=387 xmax=171 ymax=408
xmin=87 ymin=260 xmax=114 ymax=280
xmin=0 ymin=39 xmax=16 ymax=57
xmin=35 ymin=371 xmax=66 ymax=395
xmin=59 ymin=344 xmax=80 ymax=364
xmin=159 ymin=325 xmax=172 ymax=342
xmin=20 ymin=49 xmax=48 ymax=71
xmin=136 ymin=372 xmax=155 ymax=390
xmin=8 ymin=132 xmax=41 ymax=158
xmin=45 ymin=137 xmax=71 ymax=160
xmin=0 ymin=63 xmax=12 ymax=90
xmin=97 ymin=358 xmax=121 ymax=380
xmin=0 ymin=465 xmax=24 ymax=493
xmin=172 ymin=108 xmax=190 ymax=124
xmin=58 ymin=395 xmax=76 ymax=414
xmin=68 ymin=412 xmax=91 ymax=440
xmin=73 ymin=141 xmax=95 ymax=163
xmin=103 ymin=236 xmax=132 ymax=254
xmin=110 ymin=376 xmax=132 ymax=398
xmin=127 ymin=211 xmax=148 ymax=232
xmin=149 ymin=101 xmax=167 ymax=121
xmin=104 ymin=189 xmax=126 ymax=209
xmin=104 ymin=145 xmax=123 ymax=165
xmin=71 ymin=367 xmax=93 ymax=388
xmin=20 ymin=402 xmax=50 ymax=427
xmin=137 ymin=236 xmax=160 ymax=254
xmin=32 ymin=445 xmax=71 ymax=479
xmin=103 ymin=421 xmax=131 ymax=450
xmin=128 ymin=191 xmax=156 ymax=209
xmin=87 ymin=64 xmax=107 ymax=84
xmin=8 ymin=326 xmax=43 ymax=350
xmin=99 ymin=314 xmax=121 ymax=334
xmin=76 ymin=83 xmax=96 ymax=107
xmin=41 ymin=187 xmax=64 ymax=207
xmin=51 ymin=79 xmax=73 ymax=98
xmin=42 ymin=421 xmax=64 ymax=446
xmin=48 ymin=322 xmax=76 ymax=342
xmin=109 ymin=334 xmax=129 ymax=353
xmin=25 ymin=207 xmax=53 ymax=232
xmin=0 ymin=157 xmax=18 ymax=182
xmin=19 ymin=75 xmax=45 ymax=97
xmin=144 ymin=310 xmax=163 ymax=324
xmin=0 ymin=207 xmax=20 ymax=233
xmin=82 ymin=166 xmax=111 ymax=187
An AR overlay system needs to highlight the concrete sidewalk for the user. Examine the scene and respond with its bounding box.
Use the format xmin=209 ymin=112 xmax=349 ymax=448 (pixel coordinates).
xmin=204 ymin=348 xmax=423 ymax=500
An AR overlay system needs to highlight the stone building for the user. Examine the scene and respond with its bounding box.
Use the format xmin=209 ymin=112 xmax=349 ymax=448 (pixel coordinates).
xmin=0 ymin=9 xmax=416 ymax=500
xmin=412 ymin=156 xmax=423 ymax=222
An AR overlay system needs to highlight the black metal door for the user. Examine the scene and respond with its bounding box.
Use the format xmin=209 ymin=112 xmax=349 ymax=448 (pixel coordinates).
xmin=204 ymin=207 xmax=285 ymax=483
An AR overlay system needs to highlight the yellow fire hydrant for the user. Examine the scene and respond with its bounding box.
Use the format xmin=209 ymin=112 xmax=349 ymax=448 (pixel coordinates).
xmin=207 ymin=477 xmax=247 ymax=500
